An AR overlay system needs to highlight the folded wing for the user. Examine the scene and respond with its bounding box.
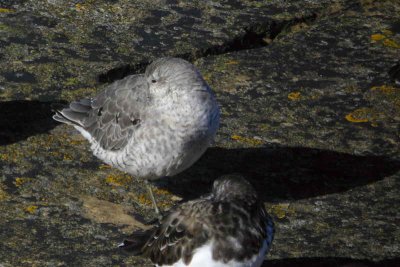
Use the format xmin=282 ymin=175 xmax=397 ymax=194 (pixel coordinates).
xmin=53 ymin=74 xmax=150 ymax=151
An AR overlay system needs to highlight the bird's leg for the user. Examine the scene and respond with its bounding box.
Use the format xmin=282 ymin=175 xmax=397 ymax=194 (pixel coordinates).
xmin=144 ymin=180 xmax=161 ymax=219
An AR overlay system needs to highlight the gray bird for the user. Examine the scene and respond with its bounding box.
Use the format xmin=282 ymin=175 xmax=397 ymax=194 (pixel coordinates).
xmin=53 ymin=58 xmax=220 ymax=214
xmin=120 ymin=175 xmax=275 ymax=267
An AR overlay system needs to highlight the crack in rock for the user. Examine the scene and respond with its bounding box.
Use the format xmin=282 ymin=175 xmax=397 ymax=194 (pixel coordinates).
xmin=98 ymin=14 xmax=318 ymax=83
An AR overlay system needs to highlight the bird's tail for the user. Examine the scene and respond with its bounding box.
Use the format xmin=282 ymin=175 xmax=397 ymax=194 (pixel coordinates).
xmin=52 ymin=99 xmax=92 ymax=127
xmin=118 ymin=229 xmax=152 ymax=255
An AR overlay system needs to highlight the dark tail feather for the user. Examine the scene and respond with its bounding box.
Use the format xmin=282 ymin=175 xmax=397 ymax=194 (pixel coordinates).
xmin=118 ymin=230 xmax=152 ymax=255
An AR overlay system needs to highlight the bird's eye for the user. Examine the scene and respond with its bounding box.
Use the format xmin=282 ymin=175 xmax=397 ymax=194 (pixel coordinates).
xmin=151 ymin=79 xmax=157 ymax=83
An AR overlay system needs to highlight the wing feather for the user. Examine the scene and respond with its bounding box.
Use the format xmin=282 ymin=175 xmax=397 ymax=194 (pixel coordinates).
xmin=125 ymin=200 xmax=211 ymax=266
xmin=53 ymin=74 xmax=150 ymax=150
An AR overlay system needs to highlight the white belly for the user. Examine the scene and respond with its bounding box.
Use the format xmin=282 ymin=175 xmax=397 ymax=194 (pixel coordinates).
xmin=158 ymin=241 xmax=268 ymax=267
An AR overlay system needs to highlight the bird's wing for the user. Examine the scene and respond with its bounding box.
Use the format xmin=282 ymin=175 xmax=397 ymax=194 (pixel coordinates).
xmin=122 ymin=200 xmax=211 ymax=266
xmin=53 ymin=74 xmax=149 ymax=151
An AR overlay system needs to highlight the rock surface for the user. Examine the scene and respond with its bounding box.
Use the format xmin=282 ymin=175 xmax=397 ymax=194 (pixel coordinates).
xmin=0 ymin=0 xmax=399 ymax=266
xmin=0 ymin=0 xmax=354 ymax=101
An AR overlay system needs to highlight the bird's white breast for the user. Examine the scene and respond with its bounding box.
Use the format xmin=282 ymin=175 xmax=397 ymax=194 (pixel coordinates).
xmin=158 ymin=239 xmax=269 ymax=267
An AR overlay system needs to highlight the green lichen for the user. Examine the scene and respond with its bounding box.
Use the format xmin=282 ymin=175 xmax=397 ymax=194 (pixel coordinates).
xmin=0 ymin=8 xmax=15 ymax=13
xmin=267 ymin=203 xmax=295 ymax=220
xmin=0 ymin=23 xmax=11 ymax=31
xmin=0 ymin=183 xmax=9 ymax=201
xmin=60 ymin=87 xmax=97 ymax=101
xmin=63 ymin=77 xmax=81 ymax=87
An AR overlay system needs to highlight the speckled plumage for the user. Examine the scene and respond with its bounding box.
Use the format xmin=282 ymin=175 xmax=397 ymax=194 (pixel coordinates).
xmin=121 ymin=175 xmax=275 ymax=267
xmin=53 ymin=58 xmax=220 ymax=180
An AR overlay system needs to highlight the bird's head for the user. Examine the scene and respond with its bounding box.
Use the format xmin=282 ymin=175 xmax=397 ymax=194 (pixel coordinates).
xmin=145 ymin=57 xmax=207 ymax=97
xmin=212 ymin=174 xmax=258 ymax=204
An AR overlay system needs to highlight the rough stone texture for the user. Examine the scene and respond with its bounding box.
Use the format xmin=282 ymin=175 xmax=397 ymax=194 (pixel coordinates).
xmin=1 ymin=0 xmax=400 ymax=266
xmin=1 ymin=0 xmax=354 ymax=101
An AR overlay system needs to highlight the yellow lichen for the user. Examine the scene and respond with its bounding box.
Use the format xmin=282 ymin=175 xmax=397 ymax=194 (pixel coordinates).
xmin=345 ymin=108 xmax=370 ymax=123
xmin=370 ymin=33 xmax=386 ymax=41
xmin=382 ymin=29 xmax=393 ymax=36
xmin=225 ymin=60 xmax=239 ymax=65
xmin=63 ymin=154 xmax=73 ymax=161
xmin=14 ymin=177 xmax=31 ymax=187
xmin=382 ymin=38 xmax=400 ymax=49
xmin=371 ymin=85 xmax=396 ymax=94
xmin=231 ymin=135 xmax=263 ymax=146
xmin=0 ymin=8 xmax=14 ymax=13
xmin=99 ymin=164 xmax=112 ymax=169
xmin=25 ymin=205 xmax=38 ymax=214
xmin=69 ymin=139 xmax=85 ymax=145
xmin=268 ymin=203 xmax=295 ymax=219
xmin=137 ymin=194 xmax=152 ymax=206
xmin=129 ymin=190 xmax=173 ymax=210
xmin=288 ymin=91 xmax=301 ymax=101
xmin=75 ymin=3 xmax=86 ymax=11
xmin=153 ymin=188 xmax=172 ymax=196
xmin=105 ymin=174 xmax=132 ymax=187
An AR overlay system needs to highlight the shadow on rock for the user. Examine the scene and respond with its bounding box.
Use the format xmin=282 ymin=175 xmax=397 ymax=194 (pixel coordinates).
xmin=263 ymin=257 xmax=399 ymax=267
xmin=0 ymin=100 xmax=61 ymax=145
xmin=161 ymin=146 xmax=400 ymax=202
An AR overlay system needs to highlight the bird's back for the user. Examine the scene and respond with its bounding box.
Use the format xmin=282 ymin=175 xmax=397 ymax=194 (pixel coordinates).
xmin=123 ymin=195 xmax=273 ymax=267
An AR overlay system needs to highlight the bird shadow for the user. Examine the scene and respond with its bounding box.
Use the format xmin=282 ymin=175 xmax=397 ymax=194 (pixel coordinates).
xmin=0 ymin=100 xmax=62 ymax=145
xmin=2 ymin=100 xmax=398 ymax=204
xmin=262 ymin=257 xmax=399 ymax=267
xmin=160 ymin=146 xmax=400 ymax=202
